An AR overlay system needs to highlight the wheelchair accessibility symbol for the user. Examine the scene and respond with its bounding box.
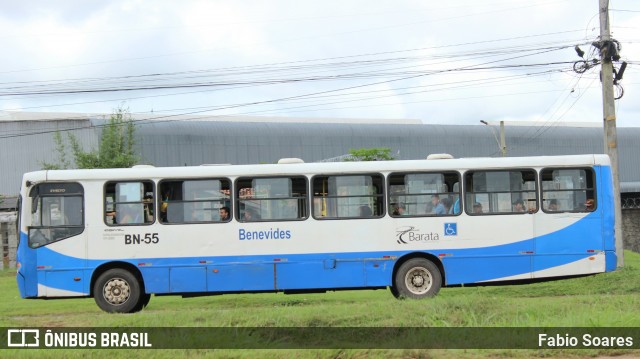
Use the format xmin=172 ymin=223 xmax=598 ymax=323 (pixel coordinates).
xmin=444 ymin=223 xmax=457 ymax=236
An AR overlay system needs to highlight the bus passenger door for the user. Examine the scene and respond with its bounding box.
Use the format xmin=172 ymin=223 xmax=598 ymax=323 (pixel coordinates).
xmin=534 ymin=167 xmax=605 ymax=278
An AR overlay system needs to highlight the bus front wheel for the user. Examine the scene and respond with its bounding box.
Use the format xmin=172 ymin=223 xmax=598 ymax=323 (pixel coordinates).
xmin=393 ymin=258 xmax=442 ymax=299
xmin=94 ymin=268 xmax=145 ymax=313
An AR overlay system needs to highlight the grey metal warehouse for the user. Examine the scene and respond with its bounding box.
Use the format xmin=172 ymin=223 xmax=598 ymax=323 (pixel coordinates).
xmin=2 ymin=112 xmax=640 ymax=197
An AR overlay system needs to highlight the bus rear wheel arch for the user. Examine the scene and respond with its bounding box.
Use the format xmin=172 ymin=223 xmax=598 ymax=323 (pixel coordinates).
xmin=93 ymin=268 xmax=147 ymax=313
xmin=392 ymin=257 xmax=442 ymax=299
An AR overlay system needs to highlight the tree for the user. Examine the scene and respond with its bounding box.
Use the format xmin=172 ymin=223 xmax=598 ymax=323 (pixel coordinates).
xmin=41 ymin=131 xmax=71 ymax=170
xmin=345 ymin=147 xmax=395 ymax=161
xmin=42 ymin=107 xmax=140 ymax=169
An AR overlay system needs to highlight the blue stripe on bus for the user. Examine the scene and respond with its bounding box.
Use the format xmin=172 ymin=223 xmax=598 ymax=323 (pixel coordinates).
xmin=16 ymin=231 xmax=36 ymax=297
xmin=599 ymin=165 xmax=616 ymax=255
xmin=18 ymin=211 xmax=612 ymax=297
xmin=600 ymin=164 xmax=617 ymax=270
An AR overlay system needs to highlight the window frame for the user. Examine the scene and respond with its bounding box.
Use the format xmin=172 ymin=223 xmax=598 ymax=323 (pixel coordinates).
xmin=311 ymin=173 xmax=385 ymax=220
xmin=387 ymin=171 xmax=462 ymax=217
xmin=157 ymin=177 xmax=232 ymax=225
xmin=464 ymin=168 xmax=538 ymax=216
xmin=540 ymin=167 xmax=597 ymax=213
xmin=235 ymin=175 xmax=309 ymax=223
xmin=104 ymin=180 xmax=156 ymax=226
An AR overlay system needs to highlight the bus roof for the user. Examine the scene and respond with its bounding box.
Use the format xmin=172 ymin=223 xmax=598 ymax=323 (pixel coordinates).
xmin=23 ymin=154 xmax=610 ymax=183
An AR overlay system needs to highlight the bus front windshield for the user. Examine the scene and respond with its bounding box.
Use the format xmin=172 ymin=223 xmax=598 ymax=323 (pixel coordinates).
xmin=28 ymin=183 xmax=84 ymax=248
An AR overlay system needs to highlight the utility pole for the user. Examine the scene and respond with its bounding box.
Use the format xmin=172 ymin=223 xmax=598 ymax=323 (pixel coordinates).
xmin=499 ymin=120 xmax=506 ymax=157
xmin=480 ymin=120 xmax=507 ymax=157
xmin=598 ymin=0 xmax=624 ymax=267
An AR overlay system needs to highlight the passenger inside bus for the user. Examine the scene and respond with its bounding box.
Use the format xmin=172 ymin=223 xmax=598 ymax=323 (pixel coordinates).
xmin=392 ymin=203 xmax=406 ymax=216
xmin=440 ymin=197 xmax=453 ymax=214
xmin=219 ymin=206 xmax=230 ymax=221
xmin=160 ymin=190 xmax=170 ymax=222
xmin=431 ymin=195 xmax=445 ymax=215
xmin=143 ymin=195 xmax=154 ymax=222
xmin=584 ymin=199 xmax=595 ymax=211
xmin=473 ymin=202 xmax=483 ymax=213
xmin=243 ymin=208 xmax=260 ymax=221
xmin=450 ymin=197 xmax=460 ymax=215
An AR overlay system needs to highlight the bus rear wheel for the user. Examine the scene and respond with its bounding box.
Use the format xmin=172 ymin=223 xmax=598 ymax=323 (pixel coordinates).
xmin=393 ymin=258 xmax=442 ymax=299
xmin=94 ymin=268 xmax=145 ymax=313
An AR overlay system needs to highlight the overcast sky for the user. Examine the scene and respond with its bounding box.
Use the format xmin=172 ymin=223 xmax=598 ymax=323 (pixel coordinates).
xmin=0 ymin=0 xmax=638 ymax=128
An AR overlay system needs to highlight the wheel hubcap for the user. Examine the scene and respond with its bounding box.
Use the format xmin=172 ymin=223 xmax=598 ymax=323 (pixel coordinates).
xmin=103 ymin=278 xmax=130 ymax=305
xmin=405 ymin=267 xmax=433 ymax=294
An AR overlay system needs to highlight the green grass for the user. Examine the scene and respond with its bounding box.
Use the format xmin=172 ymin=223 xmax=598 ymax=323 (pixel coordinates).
xmin=2 ymin=251 xmax=640 ymax=358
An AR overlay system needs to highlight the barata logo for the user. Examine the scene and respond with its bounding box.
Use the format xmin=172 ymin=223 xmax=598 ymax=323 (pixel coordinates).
xmin=396 ymin=226 xmax=440 ymax=244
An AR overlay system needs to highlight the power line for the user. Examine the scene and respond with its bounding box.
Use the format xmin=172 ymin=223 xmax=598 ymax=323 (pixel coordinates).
xmin=0 ymin=24 xmax=612 ymax=138
xmin=0 ymin=43 xmax=579 ymax=97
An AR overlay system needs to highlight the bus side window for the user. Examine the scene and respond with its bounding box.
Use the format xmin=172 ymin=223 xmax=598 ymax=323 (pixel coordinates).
xmin=159 ymin=178 xmax=231 ymax=224
xmin=388 ymin=171 xmax=461 ymax=217
xmin=464 ymin=170 xmax=537 ymax=215
xmin=105 ymin=181 xmax=155 ymax=225
xmin=541 ymin=168 xmax=596 ymax=213
xmin=312 ymin=174 xmax=384 ymax=219
xmin=236 ymin=176 xmax=308 ymax=222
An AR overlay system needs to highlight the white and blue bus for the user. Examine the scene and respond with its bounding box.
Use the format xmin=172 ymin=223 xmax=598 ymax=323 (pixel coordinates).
xmin=16 ymin=154 xmax=616 ymax=313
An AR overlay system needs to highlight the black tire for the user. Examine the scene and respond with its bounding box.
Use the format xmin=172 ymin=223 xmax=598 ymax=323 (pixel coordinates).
xmin=94 ymin=268 xmax=145 ymax=313
xmin=131 ymin=293 xmax=152 ymax=312
xmin=393 ymin=258 xmax=442 ymax=299
xmin=389 ymin=285 xmax=400 ymax=298
xmin=137 ymin=293 xmax=152 ymax=311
